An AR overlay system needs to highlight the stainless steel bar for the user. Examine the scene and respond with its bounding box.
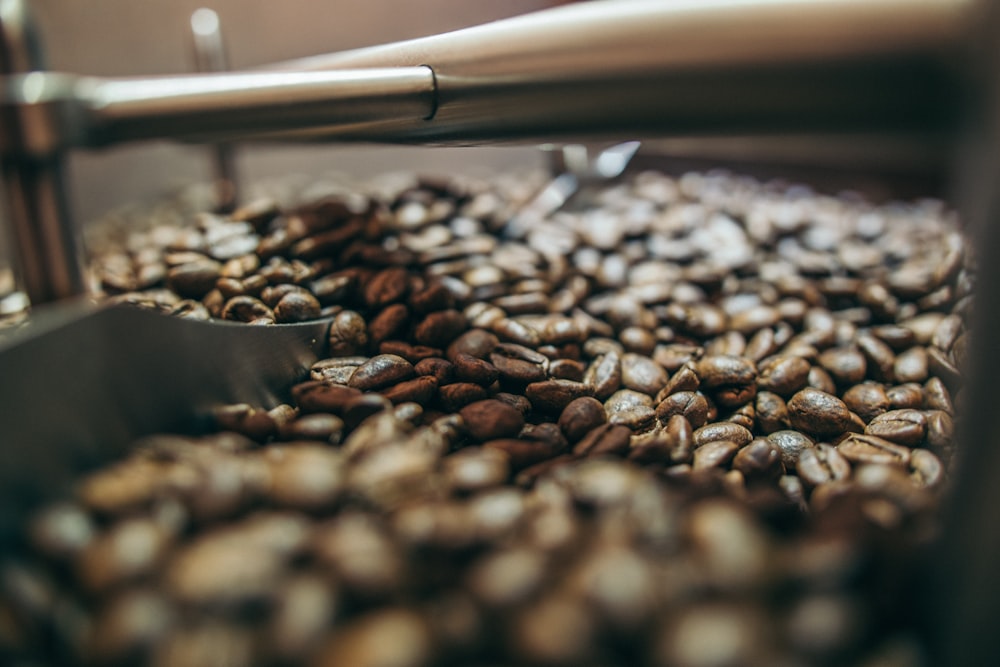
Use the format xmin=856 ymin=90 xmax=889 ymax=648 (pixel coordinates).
xmin=0 ymin=0 xmax=84 ymax=304
xmin=268 ymin=0 xmax=976 ymax=144
xmin=190 ymin=7 xmax=239 ymax=212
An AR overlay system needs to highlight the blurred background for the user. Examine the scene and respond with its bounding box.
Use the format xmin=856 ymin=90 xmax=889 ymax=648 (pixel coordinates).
xmin=26 ymin=0 xmax=562 ymax=224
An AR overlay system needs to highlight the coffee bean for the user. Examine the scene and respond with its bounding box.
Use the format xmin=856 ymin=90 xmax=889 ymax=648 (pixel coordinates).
xmin=864 ymin=409 xmax=927 ymax=447
xmin=166 ymin=260 xmax=221 ymax=298
xmin=558 ymin=397 xmax=608 ymax=443
xmin=842 ymin=382 xmax=890 ymax=423
xmin=909 ymin=449 xmax=944 ymax=489
xmin=452 ymin=353 xmax=500 ymax=386
xmin=265 ymin=445 xmax=345 ymax=510
xmin=796 ymin=443 xmax=851 ymax=487
xmin=414 ymin=310 xmax=467 ymax=347
xmin=924 ymin=410 xmax=954 ymax=452
xmin=886 ymin=383 xmax=925 ymax=410
xmin=380 ymin=376 xmax=439 ymax=405
xmin=693 ymin=440 xmax=740 ymax=470
xmin=447 ymin=328 xmax=500 ymax=361
xmin=379 ymin=341 xmax=442 ymax=363
xmin=818 ymin=347 xmax=867 ymax=387
xmin=363 ymin=267 xmax=411 ymax=308
xmin=837 ymin=434 xmax=911 ymax=467
xmin=368 ymin=303 xmax=410 ymax=346
xmin=733 ymin=439 xmax=784 ymax=483
xmin=755 ymin=391 xmax=790 ymax=434
xmin=460 ymin=400 xmax=526 ymax=442
xmin=221 ymin=295 xmax=274 ymax=323
xmin=348 ymin=355 xmax=415 ymax=392
xmin=414 ymin=357 xmax=455 ymax=384
xmin=693 ymin=422 xmax=753 ymax=449
xmin=584 ymin=350 xmax=623 ymax=401
xmin=893 ymin=347 xmax=929 ymax=383
xmin=604 ymin=389 xmax=657 ymax=430
xmin=573 ymin=423 xmax=633 ymax=458
xmin=438 ymin=382 xmax=491 ymax=411
xmin=490 ymin=344 xmax=548 ymax=385
xmin=787 ymin=389 xmax=853 ymax=436
xmin=525 ymin=379 xmax=593 ymax=415
xmin=484 ymin=438 xmax=562 ymax=470
xmin=656 ymin=391 xmax=710 ymax=428
xmin=621 ymin=353 xmax=669 ymax=395
xmin=443 ymin=447 xmax=511 ymax=492
xmin=77 ymin=518 xmax=172 ymax=592
xmin=293 ymin=382 xmax=363 ymax=414
xmin=767 ymin=430 xmax=815 ymax=467
xmin=279 ymin=413 xmax=344 ymax=443
xmin=757 ymin=355 xmax=810 ymax=397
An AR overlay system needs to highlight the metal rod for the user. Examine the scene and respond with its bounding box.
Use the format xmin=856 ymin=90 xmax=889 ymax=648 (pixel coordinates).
xmin=190 ymin=7 xmax=238 ymax=212
xmin=0 ymin=0 xmax=84 ymax=304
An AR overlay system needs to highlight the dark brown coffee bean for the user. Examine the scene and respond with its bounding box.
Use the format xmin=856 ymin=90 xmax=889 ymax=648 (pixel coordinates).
xmin=893 ymin=347 xmax=929 ymax=383
xmin=842 ymin=382 xmax=890 ymax=423
xmin=438 ymin=383 xmax=491 ymax=411
xmin=767 ymin=430 xmax=815 ymax=467
xmin=818 ymin=347 xmax=867 ymax=386
xmin=856 ymin=331 xmax=896 ymax=382
xmin=328 ymin=310 xmax=369 ymax=356
xmin=924 ymin=410 xmax=954 ymax=451
xmin=733 ymin=439 xmax=784 ymax=483
xmin=604 ymin=390 xmax=657 ymax=430
xmin=621 ymin=353 xmax=669 ymax=396
xmin=757 ymin=355 xmax=810 ymax=397
xmin=526 ymin=380 xmax=594 ymax=415
xmin=573 ymin=423 xmax=632 ymax=458
xmin=414 ymin=357 xmax=455 ymax=384
xmin=379 ymin=341 xmax=442 ymax=364
xmin=460 ymin=400 xmax=526 ymax=442
xmin=363 ymin=267 xmax=411 ymax=308
xmin=492 ymin=318 xmax=542 ymax=347
xmin=619 ymin=326 xmax=657 ymax=355
xmin=796 ymin=443 xmax=851 ymax=487
xmin=909 ymin=449 xmax=944 ymax=489
xmin=923 ymin=376 xmax=954 ymax=414
xmin=410 ymin=280 xmax=456 ymax=313
xmin=787 ymin=388 xmax=853 ymax=436
xmin=886 ymin=383 xmax=925 ymax=410
xmin=452 ymin=353 xmax=500 ymax=386
xmin=584 ymin=351 xmax=623 ymax=401
xmin=491 ymin=344 xmax=548 ymax=385
xmin=221 ymin=295 xmax=274 ymax=323
xmin=413 ymin=310 xmax=467 ymax=347
xmin=755 ymin=391 xmax=790 ymax=433
xmin=658 ymin=363 xmax=700 ymax=398
xmin=927 ymin=346 xmax=963 ymax=391
xmin=484 ymin=438 xmax=561 ymax=470
xmin=493 ymin=392 xmax=533 ymax=417
xmin=368 ymin=303 xmax=410 ymax=346
xmin=692 ymin=440 xmax=739 ymax=470
xmin=380 ymin=376 xmax=439 ymax=405
xmin=806 ymin=366 xmax=837 ymax=395
xmin=212 ymin=403 xmax=277 ymax=441
xmin=293 ymin=382 xmax=362 ymax=414
xmin=744 ymin=327 xmax=778 ymax=362
xmin=166 ymin=260 xmax=222 ymax=298
xmin=310 ymin=355 xmax=363 ymax=386
xmin=549 ymin=358 xmax=587 ymax=381
xmin=865 ymin=409 xmax=927 ymax=447
xmin=558 ymin=397 xmax=608 ymax=443
xmin=656 ymin=391 xmax=710 ymax=429
xmin=693 ymin=422 xmax=753 ymax=449
xmin=349 ymin=354 xmax=415 ymax=392
xmin=696 ymin=355 xmax=757 ymax=390
xmin=279 ymin=413 xmax=344 ymax=443
xmin=274 ymin=290 xmax=321 ymax=323
xmin=447 ymin=328 xmax=500 ymax=361
xmin=837 ymin=434 xmax=911 ymax=466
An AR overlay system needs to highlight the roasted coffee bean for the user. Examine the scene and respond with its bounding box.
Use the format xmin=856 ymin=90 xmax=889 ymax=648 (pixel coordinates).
xmin=379 ymin=341 xmax=442 ymax=364
xmin=452 ymin=353 xmax=500 ymax=386
xmin=526 ymin=379 xmax=593 ymax=415
xmin=856 ymin=332 xmax=896 ymax=382
xmin=604 ymin=389 xmax=657 ymax=430
xmin=656 ymin=391 xmax=710 ymax=428
xmin=924 ymin=410 xmax=955 ymax=452
xmin=796 ymin=443 xmax=851 ymax=487
xmin=659 ymin=363 xmax=700 ymax=397
xmin=837 ymin=434 xmax=911 ymax=467
xmin=886 ymin=383 xmax=925 ymax=410
xmin=621 ymin=353 xmax=669 ymax=395
xmin=865 ymin=409 xmax=927 ymax=447
xmin=414 ymin=357 xmax=455 ymax=384
xmin=755 ymin=391 xmax=790 ymax=434
xmin=348 ymin=354 xmax=415 ymax=392
xmin=584 ymin=350 xmax=623 ymax=400
xmin=460 ymin=400 xmax=526 ymax=442
xmin=493 ymin=392 xmax=533 ymax=417
xmin=379 ymin=375 xmax=439 ymax=405
xmin=693 ymin=440 xmax=740 ymax=470
xmin=842 ymin=382 xmax=890 ymax=423
xmin=768 ymin=430 xmax=815 ymax=467
xmin=438 ymin=382 xmax=490 ymax=411
xmin=909 ymin=449 xmax=944 ymax=489
xmin=166 ymin=260 xmax=221 ymax=298
xmin=443 ymin=447 xmax=511 ymax=493
xmin=490 ymin=344 xmax=548 ymax=385
xmin=558 ymin=397 xmax=608 ymax=443
xmin=293 ymin=382 xmax=362 ymax=414
xmin=279 ymin=413 xmax=344 ymax=443
xmin=733 ymin=439 xmax=785 ymax=483
xmin=693 ymin=422 xmax=753 ymax=449
xmin=363 ymin=267 xmax=411 ymax=308
xmin=573 ymin=423 xmax=632 ymax=458
xmin=414 ymin=310 xmax=467 ymax=347
xmin=696 ymin=355 xmax=757 ymax=390
xmin=221 ymin=295 xmax=273 ymax=323
xmin=787 ymin=389 xmax=853 ymax=436
xmin=806 ymin=365 xmax=838 ymax=395
xmin=77 ymin=518 xmax=173 ymax=592
xmin=924 ymin=377 xmax=954 ymax=414
xmin=894 ymin=347 xmax=929 ymax=383
xmin=548 ymin=358 xmax=587 ymax=381
xmin=757 ymin=355 xmax=810 ymax=397
xmin=368 ymin=303 xmax=410 ymax=346
xmin=447 ymin=328 xmax=500 ymax=361
xmin=265 ymin=445 xmax=345 ymax=510
xmin=818 ymin=347 xmax=867 ymax=387
xmin=484 ymin=438 xmax=562 ymax=470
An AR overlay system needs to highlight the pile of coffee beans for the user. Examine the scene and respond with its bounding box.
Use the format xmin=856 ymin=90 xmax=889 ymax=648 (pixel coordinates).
xmin=1 ymin=168 xmax=970 ymax=665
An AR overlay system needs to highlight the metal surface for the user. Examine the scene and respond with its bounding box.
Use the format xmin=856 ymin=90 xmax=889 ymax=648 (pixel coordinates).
xmin=0 ymin=303 xmax=330 ymax=543
xmin=0 ymin=0 xmax=84 ymax=305
xmin=273 ymin=0 xmax=974 ymax=144
xmin=190 ymin=7 xmax=239 ymax=211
